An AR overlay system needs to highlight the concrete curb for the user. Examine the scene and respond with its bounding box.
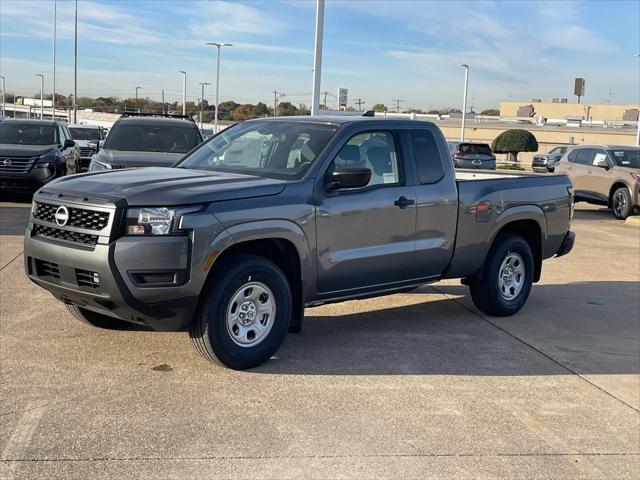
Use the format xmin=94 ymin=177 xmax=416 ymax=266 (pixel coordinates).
xmin=624 ymin=215 xmax=640 ymax=226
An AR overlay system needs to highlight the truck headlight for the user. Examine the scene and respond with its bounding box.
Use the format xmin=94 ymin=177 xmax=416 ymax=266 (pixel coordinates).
xmin=89 ymin=158 xmax=112 ymax=173
xmin=125 ymin=206 xmax=202 ymax=235
xmin=126 ymin=208 xmax=176 ymax=235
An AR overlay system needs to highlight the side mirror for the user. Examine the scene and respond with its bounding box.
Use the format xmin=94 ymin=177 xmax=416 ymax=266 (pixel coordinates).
xmin=326 ymin=167 xmax=372 ymax=191
xmin=64 ymin=139 xmax=75 ymax=149
xmin=88 ymin=140 xmax=100 ymax=152
xmin=595 ymin=159 xmax=609 ymax=170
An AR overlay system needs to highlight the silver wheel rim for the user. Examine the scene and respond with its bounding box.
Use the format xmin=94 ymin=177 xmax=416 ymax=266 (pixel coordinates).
xmin=498 ymin=252 xmax=525 ymax=301
xmin=613 ymin=192 xmax=626 ymax=217
xmin=226 ymin=281 xmax=276 ymax=348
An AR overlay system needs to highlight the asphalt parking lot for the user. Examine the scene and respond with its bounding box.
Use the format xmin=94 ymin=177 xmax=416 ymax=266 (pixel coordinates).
xmin=1 ymin=196 xmax=638 ymax=480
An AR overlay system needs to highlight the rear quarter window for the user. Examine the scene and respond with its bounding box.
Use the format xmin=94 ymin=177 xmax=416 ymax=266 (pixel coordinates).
xmin=411 ymin=130 xmax=444 ymax=184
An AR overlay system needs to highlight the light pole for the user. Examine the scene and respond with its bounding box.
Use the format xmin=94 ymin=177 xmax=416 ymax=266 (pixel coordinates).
xmin=135 ymin=86 xmax=142 ymax=112
xmin=205 ymin=42 xmax=233 ymax=132
xmin=311 ymin=0 xmax=325 ymax=116
xmin=636 ymin=54 xmax=640 ymax=146
xmin=199 ymin=82 xmax=211 ymax=129
xmin=179 ymin=71 xmax=187 ymax=116
xmin=0 ymin=76 xmax=5 ymax=118
xmin=73 ymin=0 xmax=78 ymax=123
xmin=35 ymin=74 xmax=44 ymax=119
xmin=52 ymin=0 xmax=57 ymax=119
xmin=460 ymin=64 xmax=469 ymax=141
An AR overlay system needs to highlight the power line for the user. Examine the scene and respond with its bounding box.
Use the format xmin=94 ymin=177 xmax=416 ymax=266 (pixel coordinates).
xmin=392 ymin=99 xmax=404 ymax=113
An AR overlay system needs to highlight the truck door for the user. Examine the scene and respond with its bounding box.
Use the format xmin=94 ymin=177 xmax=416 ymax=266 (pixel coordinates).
xmin=409 ymin=128 xmax=458 ymax=277
xmin=315 ymin=130 xmax=417 ymax=294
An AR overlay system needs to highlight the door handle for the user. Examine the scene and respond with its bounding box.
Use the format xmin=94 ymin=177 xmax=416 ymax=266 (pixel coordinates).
xmin=394 ymin=196 xmax=415 ymax=209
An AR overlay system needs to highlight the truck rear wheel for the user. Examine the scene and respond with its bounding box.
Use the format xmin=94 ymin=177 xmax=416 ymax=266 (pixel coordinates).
xmin=469 ymin=234 xmax=534 ymax=316
xmin=64 ymin=303 xmax=131 ymax=329
xmin=189 ymin=254 xmax=292 ymax=370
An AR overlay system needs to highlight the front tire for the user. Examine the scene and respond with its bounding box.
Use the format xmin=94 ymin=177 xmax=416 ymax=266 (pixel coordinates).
xmin=612 ymin=187 xmax=632 ymax=220
xmin=469 ymin=234 xmax=534 ymax=316
xmin=189 ymin=254 xmax=291 ymax=370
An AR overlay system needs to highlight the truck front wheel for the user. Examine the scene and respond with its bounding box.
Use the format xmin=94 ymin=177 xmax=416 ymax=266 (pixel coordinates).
xmin=469 ymin=234 xmax=534 ymax=316
xmin=189 ymin=254 xmax=292 ymax=370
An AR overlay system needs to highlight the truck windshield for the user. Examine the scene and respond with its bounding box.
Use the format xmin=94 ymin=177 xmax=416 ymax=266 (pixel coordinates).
xmin=177 ymin=120 xmax=338 ymax=179
xmin=103 ymin=124 xmax=201 ymax=153
xmin=0 ymin=123 xmax=57 ymax=145
xmin=69 ymin=128 xmax=102 ymax=140
xmin=609 ymin=149 xmax=640 ymax=169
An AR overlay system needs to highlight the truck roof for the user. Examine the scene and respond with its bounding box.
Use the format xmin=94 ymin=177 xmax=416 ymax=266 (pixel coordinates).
xmin=246 ymin=115 xmax=436 ymax=128
xmin=1 ymin=118 xmax=60 ymax=126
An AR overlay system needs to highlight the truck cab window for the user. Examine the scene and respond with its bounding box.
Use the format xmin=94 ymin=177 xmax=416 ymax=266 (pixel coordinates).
xmin=411 ymin=130 xmax=444 ymax=184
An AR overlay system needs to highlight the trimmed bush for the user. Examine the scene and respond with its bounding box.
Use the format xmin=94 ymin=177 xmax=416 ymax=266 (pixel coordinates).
xmin=491 ymin=129 xmax=538 ymax=162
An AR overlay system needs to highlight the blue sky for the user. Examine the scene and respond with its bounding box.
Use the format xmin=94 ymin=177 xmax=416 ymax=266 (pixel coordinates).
xmin=0 ymin=0 xmax=638 ymax=110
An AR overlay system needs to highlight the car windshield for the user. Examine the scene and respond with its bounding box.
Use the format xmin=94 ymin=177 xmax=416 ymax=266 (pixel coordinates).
xmin=549 ymin=147 xmax=568 ymax=155
xmin=103 ymin=123 xmax=201 ymax=153
xmin=69 ymin=127 xmax=101 ymax=140
xmin=0 ymin=123 xmax=57 ymax=145
xmin=609 ymin=149 xmax=640 ymax=169
xmin=176 ymin=120 xmax=339 ymax=179
xmin=459 ymin=143 xmax=492 ymax=155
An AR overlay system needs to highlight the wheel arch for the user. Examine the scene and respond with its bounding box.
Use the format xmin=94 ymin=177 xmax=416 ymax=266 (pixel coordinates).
xmin=608 ymin=181 xmax=631 ymax=207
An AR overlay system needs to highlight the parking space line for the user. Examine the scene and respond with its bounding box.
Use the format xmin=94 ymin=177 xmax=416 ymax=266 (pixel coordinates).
xmin=1 ymin=403 xmax=47 ymax=479
xmin=0 ymin=251 xmax=23 ymax=273
xmin=431 ymin=284 xmax=640 ymax=414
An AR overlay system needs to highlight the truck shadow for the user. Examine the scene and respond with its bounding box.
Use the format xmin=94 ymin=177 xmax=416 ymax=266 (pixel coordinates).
xmin=257 ymin=281 xmax=639 ymax=376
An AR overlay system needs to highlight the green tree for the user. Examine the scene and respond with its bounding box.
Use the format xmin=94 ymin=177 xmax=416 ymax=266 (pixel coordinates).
xmin=427 ymin=109 xmax=440 ymax=114
xmin=371 ymin=103 xmax=387 ymax=112
xmin=233 ymin=104 xmax=255 ymax=121
xmin=277 ymin=101 xmax=297 ymax=116
xmin=217 ymin=101 xmax=239 ymax=120
xmin=480 ymin=108 xmax=500 ymax=116
xmin=252 ymin=102 xmax=269 ymax=117
xmin=491 ymin=129 xmax=538 ymax=162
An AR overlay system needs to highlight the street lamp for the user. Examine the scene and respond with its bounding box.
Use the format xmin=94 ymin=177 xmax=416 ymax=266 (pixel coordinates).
xmin=135 ymin=86 xmax=142 ymax=112
xmin=0 ymin=76 xmax=5 ymax=118
xmin=35 ymin=74 xmax=44 ymax=119
xmin=199 ymin=82 xmax=211 ymax=129
xmin=73 ymin=0 xmax=78 ymax=123
xmin=636 ymin=54 xmax=640 ymax=146
xmin=205 ymin=42 xmax=233 ymax=132
xmin=311 ymin=0 xmax=325 ymax=116
xmin=179 ymin=71 xmax=187 ymax=116
xmin=52 ymin=0 xmax=57 ymax=119
xmin=460 ymin=64 xmax=469 ymax=142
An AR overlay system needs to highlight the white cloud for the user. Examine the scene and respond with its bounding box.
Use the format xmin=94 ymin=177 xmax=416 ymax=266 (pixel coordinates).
xmin=187 ymin=1 xmax=287 ymax=37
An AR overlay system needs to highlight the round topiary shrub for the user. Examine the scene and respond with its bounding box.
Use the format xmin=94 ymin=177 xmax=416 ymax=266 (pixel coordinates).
xmin=491 ymin=129 xmax=538 ymax=162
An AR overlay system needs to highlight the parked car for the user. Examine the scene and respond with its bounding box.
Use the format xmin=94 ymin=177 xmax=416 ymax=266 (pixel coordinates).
xmin=25 ymin=116 xmax=575 ymax=369
xmin=555 ymin=144 xmax=639 ymax=219
xmin=0 ymin=118 xmax=80 ymax=192
xmin=68 ymin=124 xmax=107 ymax=172
xmin=447 ymin=141 xmax=496 ymax=169
xmin=532 ymin=146 xmax=569 ymax=173
xmin=88 ymin=113 xmax=203 ymax=172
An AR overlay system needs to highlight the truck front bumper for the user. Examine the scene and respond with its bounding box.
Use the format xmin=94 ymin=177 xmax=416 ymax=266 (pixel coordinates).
xmin=555 ymin=230 xmax=575 ymax=258
xmin=24 ymin=232 xmax=199 ymax=331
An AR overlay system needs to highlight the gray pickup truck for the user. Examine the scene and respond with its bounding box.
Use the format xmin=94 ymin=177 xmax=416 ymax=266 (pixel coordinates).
xmin=24 ymin=116 xmax=575 ymax=369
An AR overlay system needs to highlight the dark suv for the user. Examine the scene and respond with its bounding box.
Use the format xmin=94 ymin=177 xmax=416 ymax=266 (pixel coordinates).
xmin=0 ymin=119 xmax=80 ymax=192
xmin=88 ymin=113 xmax=203 ymax=172
xmin=447 ymin=141 xmax=496 ymax=169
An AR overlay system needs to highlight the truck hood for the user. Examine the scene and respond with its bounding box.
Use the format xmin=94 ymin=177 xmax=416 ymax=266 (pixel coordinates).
xmin=95 ymin=149 xmax=185 ymax=168
xmin=39 ymin=167 xmax=286 ymax=206
xmin=0 ymin=144 xmax=58 ymax=158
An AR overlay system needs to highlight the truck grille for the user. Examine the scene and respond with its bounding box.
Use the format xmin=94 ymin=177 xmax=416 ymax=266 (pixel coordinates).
xmin=33 ymin=202 xmax=110 ymax=230
xmin=79 ymin=147 xmax=93 ymax=157
xmin=32 ymin=224 xmax=99 ymax=247
xmin=76 ymin=269 xmax=101 ymax=289
xmin=0 ymin=156 xmax=36 ymax=174
xmin=35 ymin=259 xmax=61 ymax=279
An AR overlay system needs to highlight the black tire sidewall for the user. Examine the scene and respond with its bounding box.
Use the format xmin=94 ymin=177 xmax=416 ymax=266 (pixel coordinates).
xmin=613 ymin=187 xmax=632 ymax=220
xmin=485 ymin=235 xmax=534 ymax=315
xmin=201 ymin=257 xmax=291 ymax=369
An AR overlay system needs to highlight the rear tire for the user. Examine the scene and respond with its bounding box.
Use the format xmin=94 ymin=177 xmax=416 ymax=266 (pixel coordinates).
xmin=469 ymin=234 xmax=534 ymax=316
xmin=189 ymin=254 xmax=291 ymax=370
xmin=64 ymin=303 xmax=131 ymax=329
xmin=611 ymin=187 xmax=632 ymax=220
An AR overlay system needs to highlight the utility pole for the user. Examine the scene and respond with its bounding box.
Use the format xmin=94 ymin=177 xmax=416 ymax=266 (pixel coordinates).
xmin=73 ymin=0 xmax=77 ymax=123
xmin=52 ymin=0 xmax=56 ymax=119
xmin=273 ymin=91 xmax=285 ymax=116
xmin=311 ymin=0 xmax=325 ymax=115
xmin=460 ymin=64 xmax=469 ymax=141
xmin=355 ymin=98 xmax=365 ymax=111
xmin=322 ymin=91 xmax=329 ymax=108
xmin=161 ymin=89 xmax=165 ymax=114
xmin=392 ymin=99 xmax=403 ymax=113
xmin=179 ymin=71 xmax=187 ymax=116
xmin=135 ymin=86 xmax=142 ymax=112
xmin=199 ymin=82 xmax=211 ymax=129
xmin=0 ymin=76 xmax=5 ymax=118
